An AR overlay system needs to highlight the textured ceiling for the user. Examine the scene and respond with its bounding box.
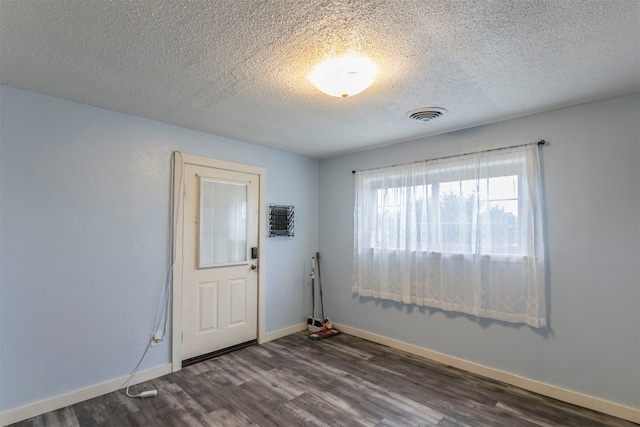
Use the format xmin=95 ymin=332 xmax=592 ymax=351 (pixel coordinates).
xmin=1 ymin=1 xmax=639 ymax=158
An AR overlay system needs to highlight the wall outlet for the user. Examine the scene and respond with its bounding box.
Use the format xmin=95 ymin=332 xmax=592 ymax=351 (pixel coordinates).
xmin=150 ymin=331 xmax=163 ymax=347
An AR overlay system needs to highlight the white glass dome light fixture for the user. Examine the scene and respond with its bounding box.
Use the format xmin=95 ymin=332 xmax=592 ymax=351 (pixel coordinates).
xmin=309 ymin=54 xmax=377 ymax=98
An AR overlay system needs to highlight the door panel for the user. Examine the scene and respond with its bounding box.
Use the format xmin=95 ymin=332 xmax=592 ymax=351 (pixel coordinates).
xmin=198 ymin=281 xmax=218 ymax=332
xmin=182 ymin=164 xmax=258 ymax=360
xmin=229 ymin=278 xmax=247 ymax=326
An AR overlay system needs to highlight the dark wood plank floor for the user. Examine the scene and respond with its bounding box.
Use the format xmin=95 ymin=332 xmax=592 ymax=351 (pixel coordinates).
xmin=11 ymin=332 xmax=637 ymax=427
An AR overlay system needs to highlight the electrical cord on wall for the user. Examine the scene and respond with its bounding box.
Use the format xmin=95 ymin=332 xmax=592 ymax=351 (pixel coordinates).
xmin=125 ymin=151 xmax=184 ymax=399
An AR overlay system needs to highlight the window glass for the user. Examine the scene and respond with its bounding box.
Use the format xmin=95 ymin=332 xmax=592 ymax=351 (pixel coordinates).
xmin=199 ymin=178 xmax=247 ymax=268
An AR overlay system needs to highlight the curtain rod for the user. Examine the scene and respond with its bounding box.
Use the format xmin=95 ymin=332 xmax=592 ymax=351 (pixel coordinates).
xmin=352 ymin=140 xmax=545 ymax=174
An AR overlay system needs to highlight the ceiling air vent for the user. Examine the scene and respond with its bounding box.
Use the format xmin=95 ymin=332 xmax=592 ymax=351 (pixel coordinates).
xmin=406 ymin=107 xmax=447 ymax=123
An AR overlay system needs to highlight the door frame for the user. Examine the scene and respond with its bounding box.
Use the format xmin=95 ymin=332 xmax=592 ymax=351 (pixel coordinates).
xmin=171 ymin=152 xmax=267 ymax=373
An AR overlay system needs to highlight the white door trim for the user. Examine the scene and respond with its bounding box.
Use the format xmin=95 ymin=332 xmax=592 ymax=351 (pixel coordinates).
xmin=171 ymin=152 xmax=267 ymax=373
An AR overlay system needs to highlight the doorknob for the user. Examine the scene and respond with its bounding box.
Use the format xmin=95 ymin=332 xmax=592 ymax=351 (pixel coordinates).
xmin=250 ymin=264 xmax=258 ymax=270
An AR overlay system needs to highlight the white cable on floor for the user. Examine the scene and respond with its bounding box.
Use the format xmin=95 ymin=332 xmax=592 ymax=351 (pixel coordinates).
xmin=125 ymin=151 xmax=183 ymax=399
xmin=124 ymin=337 xmax=156 ymax=398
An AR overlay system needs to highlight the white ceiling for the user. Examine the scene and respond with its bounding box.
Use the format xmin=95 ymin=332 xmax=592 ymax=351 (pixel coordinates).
xmin=1 ymin=1 xmax=639 ymax=159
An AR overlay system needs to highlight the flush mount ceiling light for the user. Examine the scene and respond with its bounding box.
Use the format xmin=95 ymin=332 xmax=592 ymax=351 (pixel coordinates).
xmin=309 ymin=54 xmax=377 ymax=98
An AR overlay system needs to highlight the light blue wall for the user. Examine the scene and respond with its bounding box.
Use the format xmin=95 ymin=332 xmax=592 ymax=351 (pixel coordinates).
xmin=318 ymin=93 xmax=640 ymax=409
xmin=2 ymin=84 xmax=638 ymax=415
xmin=0 ymin=85 xmax=318 ymax=412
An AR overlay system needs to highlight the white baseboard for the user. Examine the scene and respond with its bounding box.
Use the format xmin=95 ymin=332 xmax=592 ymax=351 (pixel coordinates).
xmin=333 ymin=323 xmax=640 ymax=424
xmin=1 ymin=363 xmax=172 ymax=426
xmin=265 ymin=322 xmax=307 ymax=342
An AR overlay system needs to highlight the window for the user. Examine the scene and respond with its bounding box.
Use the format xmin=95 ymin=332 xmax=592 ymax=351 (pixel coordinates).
xmin=353 ymin=144 xmax=546 ymax=327
xmin=375 ymin=174 xmax=522 ymax=254
xmin=198 ymin=178 xmax=247 ymax=268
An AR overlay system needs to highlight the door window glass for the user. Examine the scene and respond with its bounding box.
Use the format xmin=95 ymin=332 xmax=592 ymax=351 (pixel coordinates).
xmin=198 ymin=178 xmax=247 ymax=268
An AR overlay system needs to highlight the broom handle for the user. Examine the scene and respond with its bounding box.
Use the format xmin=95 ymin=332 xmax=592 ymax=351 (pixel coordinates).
xmin=311 ymin=257 xmax=315 ymax=319
xmin=316 ymin=252 xmax=325 ymax=324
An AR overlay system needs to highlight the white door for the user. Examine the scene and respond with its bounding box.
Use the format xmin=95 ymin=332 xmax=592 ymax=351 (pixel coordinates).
xmin=181 ymin=163 xmax=259 ymax=361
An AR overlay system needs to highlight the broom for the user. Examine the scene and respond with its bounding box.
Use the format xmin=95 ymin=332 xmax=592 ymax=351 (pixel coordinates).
xmin=307 ymin=256 xmax=322 ymax=331
xmin=309 ymin=252 xmax=340 ymax=340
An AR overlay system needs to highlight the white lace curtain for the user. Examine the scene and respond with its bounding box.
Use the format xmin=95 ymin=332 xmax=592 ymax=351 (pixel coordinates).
xmin=353 ymin=144 xmax=546 ymax=327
